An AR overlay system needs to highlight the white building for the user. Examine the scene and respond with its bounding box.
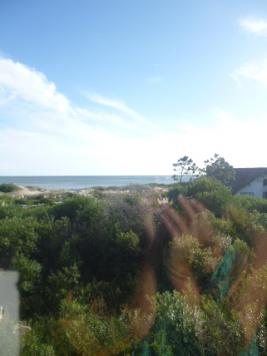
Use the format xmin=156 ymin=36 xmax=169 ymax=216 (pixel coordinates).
xmin=232 ymin=168 xmax=267 ymax=199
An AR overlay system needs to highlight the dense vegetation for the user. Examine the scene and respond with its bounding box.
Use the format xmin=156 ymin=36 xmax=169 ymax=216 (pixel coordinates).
xmin=0 ymin=183 xmax=20 ymax=193
xmin=1 ymin=178 xmax=267 ymax=355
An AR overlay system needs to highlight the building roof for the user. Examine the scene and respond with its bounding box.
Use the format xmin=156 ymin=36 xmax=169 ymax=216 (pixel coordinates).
xmin=232 ymin=168 xmax=267 ymax=193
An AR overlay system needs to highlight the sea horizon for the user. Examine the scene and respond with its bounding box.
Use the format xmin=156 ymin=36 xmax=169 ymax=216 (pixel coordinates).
xmin=0 ymin=175 xmax=174 ymax=190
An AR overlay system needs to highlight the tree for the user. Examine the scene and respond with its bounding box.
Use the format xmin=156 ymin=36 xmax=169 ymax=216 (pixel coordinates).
xmin=172 ymin=156 xmax=199 ymax=183
xmin=168 ymin=176 xmax=232 ymax=217
xmin=203 ymin=154 xmax=236 ymax=187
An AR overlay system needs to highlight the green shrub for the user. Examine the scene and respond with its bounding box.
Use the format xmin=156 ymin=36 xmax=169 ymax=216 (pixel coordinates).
xmin=233 ymin=195 xmax=267 ymax=214
xmin=168 ymin=177 xmax=232 ymax=217
xmin=140 ymin=291 xmax=202 ymax=355
xmin=0 ymin=183 xmax=19 ymax=193
xmin=199 ymin=297 xmax=244 ymax=355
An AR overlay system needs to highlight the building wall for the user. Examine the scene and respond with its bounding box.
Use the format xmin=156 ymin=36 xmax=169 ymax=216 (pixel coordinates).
xmin=237 ymin=176 xmax=267 ymax=198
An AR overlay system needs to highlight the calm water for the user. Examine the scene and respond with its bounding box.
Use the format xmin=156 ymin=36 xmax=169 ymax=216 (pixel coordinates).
xmin=0 ymin=176 xmax=174 ymax=190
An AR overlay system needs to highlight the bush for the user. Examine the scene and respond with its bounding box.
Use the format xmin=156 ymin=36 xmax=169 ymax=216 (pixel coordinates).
xmin=139 ymin=291 xmax=202 ymax=355
xmin=1 ymin=188 xmax=266 ymax=355
xmin=233 ymin=194 xmax=267 ymax=214
xmin=168 ymin=177 xmax=232 ymax=217
xmin=0 ymin=183 xmax=19 ymax=193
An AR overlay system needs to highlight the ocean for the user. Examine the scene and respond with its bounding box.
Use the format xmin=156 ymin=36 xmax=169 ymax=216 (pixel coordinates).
xmin=0 ymin=176 xmax=174 ymax=190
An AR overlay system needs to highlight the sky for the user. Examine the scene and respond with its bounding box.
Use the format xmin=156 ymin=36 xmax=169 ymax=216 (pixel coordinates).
xmin=1 ymin=0 xmax=267 ymax=175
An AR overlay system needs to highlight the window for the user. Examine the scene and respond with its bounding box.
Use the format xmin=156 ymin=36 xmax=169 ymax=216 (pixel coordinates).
xmin=263 ymin=178 xmax=267 ymax=186
xmin=263 ymin=192 xmax=267 ymax=199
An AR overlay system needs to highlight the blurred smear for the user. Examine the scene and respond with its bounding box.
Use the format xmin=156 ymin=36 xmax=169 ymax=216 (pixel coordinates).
xmin=0 ymin=271 xmax=19 ymax=355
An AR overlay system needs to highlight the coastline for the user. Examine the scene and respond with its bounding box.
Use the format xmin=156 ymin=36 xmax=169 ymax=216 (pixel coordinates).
xmin=0 ymin=183 xmax=170 ymax=200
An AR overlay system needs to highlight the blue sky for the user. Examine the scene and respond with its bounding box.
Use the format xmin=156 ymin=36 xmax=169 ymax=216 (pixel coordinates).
xmin=1 ymin=0 xmax=267 ymax=174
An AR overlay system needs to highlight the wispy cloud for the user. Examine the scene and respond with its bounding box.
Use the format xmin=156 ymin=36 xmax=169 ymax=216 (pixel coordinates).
xmin=233 ymin=17 xmax=267 ymax=86
xmin=0 ymin=56 xmax=267 ymax=175
xmin=86 ymin=93 xmax=156 ymax=128
xmin=174 ymin=110 xmax=267 ymax=168
xmin=87 ymin=93 xmax=137 ymax=115
xmin=239 ymin=17 xmax=267 ymax=37
xmin=232 ymin=59 xmax=267 ymax=86
xmin=0 ymin=57 xmax=163 ymax=174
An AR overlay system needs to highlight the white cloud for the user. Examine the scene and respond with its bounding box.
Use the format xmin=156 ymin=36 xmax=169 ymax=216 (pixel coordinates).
xmin=174 ymin=110 xmax=267 ymax=168
xmin=232 ymin=59 xmax=267 ymax=86
xmin=86 ymin=93 xmax=156 ymax=128
xmin=0 ymin=88 xmax=16 ymax=106
xmin=0 ymin=58 xmax=70 ymax=112
xmin=0 ymin=57 xmax=161 ymax=174
xmin=87 ymin=93 xmax=133 ymax=113
xmin=239 ymin=17 xmax=267 ymax=37
xmin=0 ymin=56 xmax=267 ymax=175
